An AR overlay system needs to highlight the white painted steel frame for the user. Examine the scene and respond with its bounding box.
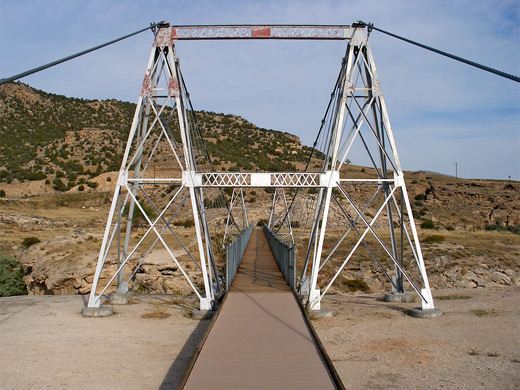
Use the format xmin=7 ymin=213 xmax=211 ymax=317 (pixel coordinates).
xmin=87 ymin=41 xmax=217 ymax=310
xmin=87 ymin=23 xmax=436 ymax=314
xmin=301 ymin=29 xmax=435 ymax=311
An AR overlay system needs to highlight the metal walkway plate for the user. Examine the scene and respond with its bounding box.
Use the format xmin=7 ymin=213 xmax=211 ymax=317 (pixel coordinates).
xmin=183 ymin=229 xmax=338 ymax=390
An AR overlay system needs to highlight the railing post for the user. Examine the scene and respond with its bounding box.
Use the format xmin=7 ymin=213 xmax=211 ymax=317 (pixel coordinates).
xmin=263 ymin=225 xmax=296 ymax=291
xmin=225 ymin=223 xmax=253 ymax=290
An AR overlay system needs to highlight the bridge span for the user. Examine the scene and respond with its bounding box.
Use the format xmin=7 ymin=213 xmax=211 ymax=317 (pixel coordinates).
xmin=180 ymin=228 xmax=343 ymax=389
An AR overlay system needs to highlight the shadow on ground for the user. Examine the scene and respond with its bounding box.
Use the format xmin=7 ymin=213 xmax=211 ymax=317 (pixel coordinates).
xmin=159 ymin=318 xmax=210 ymax=389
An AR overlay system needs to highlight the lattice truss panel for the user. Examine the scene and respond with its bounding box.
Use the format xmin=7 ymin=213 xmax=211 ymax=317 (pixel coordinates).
xmin=268 ymin=188 xmax=295 ymax=245
xmin=87 ymin=39 xmax=239 ymax=310
xmin=287 ymin=31 xmax=435 ymax=311
xmin=223 ymin=188 xmax=249 ymax=244
xmin=161 ymin=25 xmax=353 ymax=40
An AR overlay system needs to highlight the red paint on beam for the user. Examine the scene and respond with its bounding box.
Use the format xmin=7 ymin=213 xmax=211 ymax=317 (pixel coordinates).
xmin=168 ymin=77 xmax=179 ymax=97
xmin=251 ymin=27 xmax=271 ymax=38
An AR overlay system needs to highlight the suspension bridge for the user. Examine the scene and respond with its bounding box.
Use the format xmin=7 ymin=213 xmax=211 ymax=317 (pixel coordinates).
xmin=80 ymin=23 xmax=441 ymax=387
xmin=4 ymin=20 xmax=517 ymax=389
xmin=79 ymin=23 xmax=439 ymax=313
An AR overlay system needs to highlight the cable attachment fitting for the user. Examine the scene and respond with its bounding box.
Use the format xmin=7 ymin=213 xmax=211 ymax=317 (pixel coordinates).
xmin=150 ymin=21 xmax=170 ymax=35
xmin=352 ymin=20 xmax=373 ymax=35
xmin=366 ymin=22 xmax=374 ymax=36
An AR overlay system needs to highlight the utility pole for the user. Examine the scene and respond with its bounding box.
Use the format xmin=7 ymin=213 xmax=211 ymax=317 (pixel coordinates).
xmin=455 ymin=162 xmax=458 ymax=179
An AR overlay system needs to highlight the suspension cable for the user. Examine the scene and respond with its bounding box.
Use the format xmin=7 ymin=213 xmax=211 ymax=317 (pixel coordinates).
xmin=0 ymin=21 xmax=168 ymax=86
xmin=356 ymin=21 xmax=520 ymax=83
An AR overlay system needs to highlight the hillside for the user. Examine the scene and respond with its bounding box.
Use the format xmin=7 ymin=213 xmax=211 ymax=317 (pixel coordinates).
xmin=0 ymin=82 xmax=313 ymax=193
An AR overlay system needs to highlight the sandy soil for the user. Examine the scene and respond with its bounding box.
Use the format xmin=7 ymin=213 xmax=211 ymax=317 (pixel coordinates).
xmin=1 ymin=287 xmax=519 ymax=390
xmin=316 ymin=287 xmax=520 ymax=390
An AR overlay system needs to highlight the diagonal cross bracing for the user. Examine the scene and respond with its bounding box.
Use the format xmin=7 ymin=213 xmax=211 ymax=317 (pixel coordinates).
xmin=86 ymin=23 xmax=437 ymax=314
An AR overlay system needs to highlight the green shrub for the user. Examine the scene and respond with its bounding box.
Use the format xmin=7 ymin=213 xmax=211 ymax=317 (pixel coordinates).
xmin=0 ymin=254 xmax=27 ymax=297
xmin=27 ymin=171 xmax=47 ymax=181
xmin=0 ymin=189 xmax=5 ymax=197
xmin=173 ymin=219 xmax=195 ymax=228
xmin=182 ymin=219 xmax=195 ymax=228
xmin=508 ymin=224 xmax=520 ymax=235
xmin=52 ymin=178 xmax=67 ymax=192
xmin=22 ymin=236 xmax=41 ymax=248
xmin=486 ymin=223 xmax=520 ymax=235
xmin=78 ymin=185 xmax=85 ymax=192
xmin=223 ymin=187 xmax=233 ymax=196
xmin=343 ymin=279 xmax=370 ymax=292
xmin=123 ymin=201 xmax=157 ymax=227
xmin=420 ymin=220 xmax=435 ymax=229
xmin=257 ymin=219 xmax=268 ymax=227
xmin=422 ymin=235 xmax=445 ymax=244
xmin=415 ymin=194 xmax=426 ymax=201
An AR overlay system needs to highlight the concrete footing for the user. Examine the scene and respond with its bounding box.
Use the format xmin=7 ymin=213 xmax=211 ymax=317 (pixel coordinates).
xmin=81 ymin=306 xmax=114 ymax=317
xmin=191 ymin=309 xmax=215 ymax=320
xmin=408 ymin=307 xmax=443 ymax=319
xmin=308 ymin=308 xmax=332 ymax=319
xmin=384 ymin=292 xmax=412 ymax=303
xmin=109 ymin=292 xmax=132 ymax=305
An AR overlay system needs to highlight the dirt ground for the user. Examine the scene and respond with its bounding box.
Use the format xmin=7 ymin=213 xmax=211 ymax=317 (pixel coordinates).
xmin=1 ymin=287 xmax=519 ymax=390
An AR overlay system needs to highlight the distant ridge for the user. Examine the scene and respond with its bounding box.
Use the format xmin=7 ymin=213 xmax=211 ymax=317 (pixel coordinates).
xmin=415 ymin=170 xmax=455 ymax=178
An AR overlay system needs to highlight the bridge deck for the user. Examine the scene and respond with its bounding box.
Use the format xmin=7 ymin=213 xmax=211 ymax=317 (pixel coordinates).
xmin=183 ymin=228 xmax=338 ymax=390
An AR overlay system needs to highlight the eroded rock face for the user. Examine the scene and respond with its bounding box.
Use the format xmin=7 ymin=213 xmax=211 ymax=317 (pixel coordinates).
xmin=16 ymin=230 xmax=520 ymax=296
xmin=131 ymin=248 xmax=198 ymax=295
xmin=18 ymin=234 xmax=200 ymax=296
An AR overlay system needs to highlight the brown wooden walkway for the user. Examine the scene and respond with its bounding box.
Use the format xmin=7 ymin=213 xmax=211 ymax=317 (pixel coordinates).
xmin=182 ymin=228 xmax=338 ymax=390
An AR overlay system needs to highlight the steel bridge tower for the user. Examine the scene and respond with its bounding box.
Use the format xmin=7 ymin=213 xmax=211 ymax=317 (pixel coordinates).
xmin=85 ymin=23 xmax=438 ymax=315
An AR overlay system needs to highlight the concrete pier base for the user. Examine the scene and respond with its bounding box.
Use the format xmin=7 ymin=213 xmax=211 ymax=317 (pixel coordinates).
xmin=408 ymin=307 xmax=443 ymax=319
xmin=109 ymin=292 xmax=132 ymax=305
xmin=308 ymin=308 xmax=332 ymax=319
xmin=384 ymin=292 xmax=412 ymax=303
xmin=81 ymin=306 xmax=113 ymax=317
xmin=191 ymin=309 xmax=215 ymax=320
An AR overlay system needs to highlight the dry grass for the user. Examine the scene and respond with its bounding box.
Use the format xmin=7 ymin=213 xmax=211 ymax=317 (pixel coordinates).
xmin=470 ymin=308 xmax=498 ymax=317
xmin=437 ymin=294 xmax=472 ymax=301
xmin=141 ymin=304 xmax=171 ymax=319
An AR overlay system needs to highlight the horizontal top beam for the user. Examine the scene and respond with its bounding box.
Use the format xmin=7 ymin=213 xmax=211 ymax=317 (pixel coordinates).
xmin=154 ymin=25 xmax=359 ymax=44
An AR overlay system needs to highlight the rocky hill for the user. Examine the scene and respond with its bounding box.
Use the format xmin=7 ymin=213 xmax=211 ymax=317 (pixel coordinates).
xmin=0 ymin=82 xmax=313 ymax=194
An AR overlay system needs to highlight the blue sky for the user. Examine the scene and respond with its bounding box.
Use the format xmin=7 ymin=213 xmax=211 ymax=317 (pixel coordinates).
xmin=1 ymin=0 xmax=519 ymax=180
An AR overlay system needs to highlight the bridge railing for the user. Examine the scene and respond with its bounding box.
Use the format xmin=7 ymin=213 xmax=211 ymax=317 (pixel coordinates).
xmin=225 ymin=223 xmax=254 ymax=290
xmin=263 ymin=225 xmax=296 ymax=291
